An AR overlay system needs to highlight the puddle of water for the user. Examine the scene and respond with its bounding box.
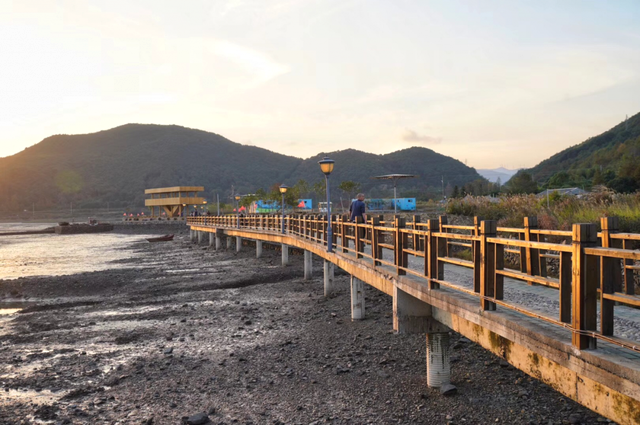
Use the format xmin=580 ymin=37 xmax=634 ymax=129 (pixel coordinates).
xmin=0 ymin=301 xmax=34 ymax=316
xmin=0 ymin=388 xmax=63 ymax=405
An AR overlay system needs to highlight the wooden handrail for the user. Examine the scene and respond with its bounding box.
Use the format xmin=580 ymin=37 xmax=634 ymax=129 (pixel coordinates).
xmin=187 ymin=214 xmax=640 ymax=353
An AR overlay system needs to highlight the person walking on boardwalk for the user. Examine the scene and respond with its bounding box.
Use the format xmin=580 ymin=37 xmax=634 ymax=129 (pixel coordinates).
xmin=349 ymin=193 xmax=367 ymax=223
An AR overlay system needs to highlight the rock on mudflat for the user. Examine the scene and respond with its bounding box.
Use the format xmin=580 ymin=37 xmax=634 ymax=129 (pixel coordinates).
xmin=183 ymin=412 xmax=210 ymax=425
xmin=440 ymin=384 xmax=457 ymax=396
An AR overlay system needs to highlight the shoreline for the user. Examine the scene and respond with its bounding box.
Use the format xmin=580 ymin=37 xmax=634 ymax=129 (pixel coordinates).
xmin=0 ymin=233 xmax=612 ymax=424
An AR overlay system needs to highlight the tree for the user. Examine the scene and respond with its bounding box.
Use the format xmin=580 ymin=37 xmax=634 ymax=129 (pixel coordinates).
xmin=452 ymin=185 xmax=460 ymax=198
xmin=547 ymin=171 xmax=574 ymax=188
xmin=313 ymin=181 xmax=326 ymax=199
xmin=338 ymin=180 xmax=361 ymax=207
xmin=505 ymin=172 xmax=538 ymax=194
xmin=592 ymin=168 xmax=604 ymax=185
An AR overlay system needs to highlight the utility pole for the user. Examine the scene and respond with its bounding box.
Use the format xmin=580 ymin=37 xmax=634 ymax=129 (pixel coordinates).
xmin=217 ymin=193 xmax=220 ymax=215
xmin=441 ymin=175 xmax=445 ymax=200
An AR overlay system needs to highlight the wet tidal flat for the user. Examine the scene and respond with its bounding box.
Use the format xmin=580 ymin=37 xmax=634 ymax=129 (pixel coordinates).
xmin=0 ymin=233 xmax=614 ymax=424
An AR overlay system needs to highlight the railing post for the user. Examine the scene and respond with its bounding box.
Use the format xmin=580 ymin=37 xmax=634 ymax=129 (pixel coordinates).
xmin=572 ymin=223 xmax=598 ymax=350
xmin=439 ymin=215 xmax=449 ymax=257
xmin=395 ymin=217 xmax=407 ymax=275
xmin=425 ymin=219 xmax=439 ymax=289
xmin=524 ymin=216 xmax=539 ymax=279
xmin=480 ymin=220 xmax=497 ymax=311
xmin=371 ymin=216 xmax=381 ymax=266
xmin=355 ymin=216 xmax=363 ymax=259
xmin=495 ymin=239 xmax=504 ymax=302
xmin=473 ymin=216 xmax=482 ymax=293
xmin=412 ymin=215 xmax=421 ymax=250
xmin=600 ymin=217 xmax=621 ymax=336
xmin=341 ymin=214 xmax=349 ymax=253
xmin=331 ymin=214 xmax=337 ymax=250
xmin=559 ymin=251 xmax=572 ymax=324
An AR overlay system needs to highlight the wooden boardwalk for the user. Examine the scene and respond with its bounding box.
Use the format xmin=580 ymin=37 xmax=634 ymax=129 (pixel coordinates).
xmin=188 ymin=214 xmax=640 ymax=424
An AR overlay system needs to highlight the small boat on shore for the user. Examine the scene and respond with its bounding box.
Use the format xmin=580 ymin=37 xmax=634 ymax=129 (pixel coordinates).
xmin=146 ymin=234 xmax=174 ymax=243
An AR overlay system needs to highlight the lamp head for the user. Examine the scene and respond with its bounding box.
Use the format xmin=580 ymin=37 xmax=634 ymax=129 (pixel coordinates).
xmin=235 ymin=195 xmax=241 ymax=201
xmin=318 ymin=157 xmax=335 ymax=176
xmin=279 ymin=184 xmax=289 ymax=194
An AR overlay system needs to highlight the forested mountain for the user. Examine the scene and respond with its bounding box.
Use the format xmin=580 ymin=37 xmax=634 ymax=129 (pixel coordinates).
xmin=0 ymin=124 xmax=483 ymax=212
xmin=511 ymin=112 xmax=640 ymax=193
xmin=288 ymin=148 xmax=482 ymax=199
xmin=0 ymin=124 xmax=300 ymax=212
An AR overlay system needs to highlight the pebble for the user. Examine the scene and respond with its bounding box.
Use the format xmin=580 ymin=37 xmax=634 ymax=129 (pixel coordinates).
xmin=184 ymin=412 xmax=210 ymax=425
xmin=440 ymin=384 xmax=457 ymax=396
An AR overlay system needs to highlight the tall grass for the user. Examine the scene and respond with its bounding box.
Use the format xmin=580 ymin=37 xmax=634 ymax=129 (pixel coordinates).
xmin=446 ymin=192 xmax=640 ymax=232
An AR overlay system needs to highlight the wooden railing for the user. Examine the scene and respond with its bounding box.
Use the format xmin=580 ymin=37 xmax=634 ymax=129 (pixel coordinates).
xmin=188 ymin=214 xmax=640 ymax=352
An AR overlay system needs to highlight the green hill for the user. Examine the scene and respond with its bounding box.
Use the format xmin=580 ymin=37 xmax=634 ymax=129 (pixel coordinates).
xmin=0 ymin=124 xmax=483 ymax=213
xmin=289 ymin=147 xmax=482 ymax=199
xmin=517 ymin=112 xmax=640 ymax=193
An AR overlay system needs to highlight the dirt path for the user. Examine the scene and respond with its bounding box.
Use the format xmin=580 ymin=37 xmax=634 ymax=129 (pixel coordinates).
xmin=0 ymin=233 xmax=613 ymax=424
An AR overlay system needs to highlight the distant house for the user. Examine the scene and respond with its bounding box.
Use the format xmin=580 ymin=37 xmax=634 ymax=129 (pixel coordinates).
xmin=537 ymin=187 xmax=587 ymax=198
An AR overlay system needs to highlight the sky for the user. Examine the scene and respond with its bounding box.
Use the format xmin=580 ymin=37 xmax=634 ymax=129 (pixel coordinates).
xmin=1 ymin=0 xmax=639 ymax=169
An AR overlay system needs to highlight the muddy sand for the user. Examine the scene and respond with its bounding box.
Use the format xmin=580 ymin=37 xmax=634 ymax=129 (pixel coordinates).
xmin=0 ymin=227 xmax=613 ymax=424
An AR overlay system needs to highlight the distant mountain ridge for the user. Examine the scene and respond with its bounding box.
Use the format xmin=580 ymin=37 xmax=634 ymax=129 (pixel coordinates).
xmin=0 ymin=124 xmax=484 ymax=212
xmin=477 ymin=167 xmax=519 ymax=184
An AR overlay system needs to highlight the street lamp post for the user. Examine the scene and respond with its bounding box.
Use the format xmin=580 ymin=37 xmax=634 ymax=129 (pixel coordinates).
xmin=318 ymin=157 xmax=335 ymax=252
xmin=279 ymin=184 xmax=288 ymax=234
xmin=235 ymin=195 xmax=241 ymax=228
xmin=182 ymin=204 xmax=187 ymax=218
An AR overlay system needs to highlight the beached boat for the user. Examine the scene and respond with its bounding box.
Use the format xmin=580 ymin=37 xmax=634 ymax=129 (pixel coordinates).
xmin=146 ymin=234 xmax=174 ymax=242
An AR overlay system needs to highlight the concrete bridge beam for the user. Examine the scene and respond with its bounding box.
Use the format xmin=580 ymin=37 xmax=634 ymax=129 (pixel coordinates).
xmin=236 ymin=236 xmax=242 ymax=253
xmin=197 ymin=231 xmax=204 ymax=244
xmin=256 ymin=241 xmax=263 ymax=258
xmin=323 ymin=260 xmax=335 ymax=297
xmin=393 ymin=286 xmax=433 ymax=334
xmin=209 ymin=232 xmax=214 ymax=247
xmin=215 ymin=235 xmax=221 ymax=250
xmin=226 ymin=237 xmax=232 ymax=249
xmin=351 ymin=276 xmax=365 ymax=320
xmin=282 ymin=244 xmax=289 ymax=266
xmin=304 ymin=250 xmax=313 ymax=280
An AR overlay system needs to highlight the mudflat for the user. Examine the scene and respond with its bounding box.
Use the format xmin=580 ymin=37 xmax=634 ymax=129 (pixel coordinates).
xmin=0 ymin=229 xmax=611 ymax=424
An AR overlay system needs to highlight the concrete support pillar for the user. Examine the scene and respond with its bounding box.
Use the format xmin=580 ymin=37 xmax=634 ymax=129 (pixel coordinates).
xmin=215 ymin=235 xmax=222 ymax=250
xmin=281 ymin=244 xmax=289 ymax=266
xmin=426 ymin=332 xmax=451 ymax=389
xmin=236 ymin=236 xmax=242 ymax=253
xmin=393 ymin=286 xmax=432 ymax=333
xmin=256 ymin=241 xmax=263 ymax=258
xmin=209 ymin=232 xmax=215 ymax=247
xmin=189 ymin=230 xmax=195 ymax=242
xmin=197 ymin=231 xmax=204 ymax=244
xmin=350 ymin=275 xmax=365 ymax=320
xmin=304 ymin=250 xmax=313 ymax=280
xmin=323 ymin=261 xmax=335 ymax=297
xmin=226 ymin=237 xmax=232 ymax=250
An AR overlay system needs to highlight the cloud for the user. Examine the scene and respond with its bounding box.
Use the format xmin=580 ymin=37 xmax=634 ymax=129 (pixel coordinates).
xmin=211 ymin=40 xmax=290 ymax=88
xmin=402 ymin=129 xmax=442 ymax=145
